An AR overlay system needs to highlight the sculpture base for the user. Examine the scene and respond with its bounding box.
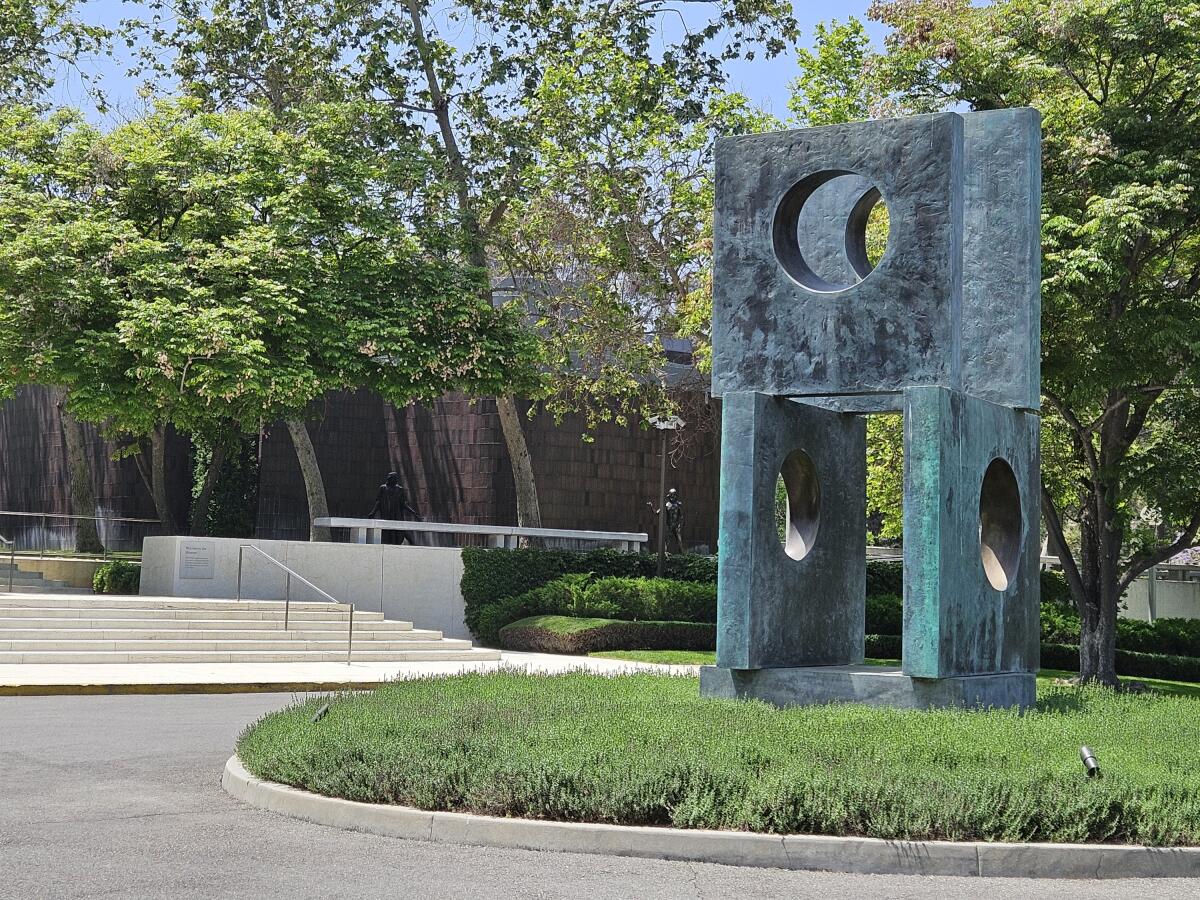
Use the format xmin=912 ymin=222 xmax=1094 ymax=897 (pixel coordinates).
xmin=699 ymin=665 xmax=1035 ymax=711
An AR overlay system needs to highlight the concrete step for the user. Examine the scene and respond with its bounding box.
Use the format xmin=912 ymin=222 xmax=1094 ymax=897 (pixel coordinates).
xmin=0 ymin=584 xmax=83 ymax=594
xmin=0 ymin=627 xmax=442 ymax=641
xmin=0 ymin=606 xmax=386 ymax=622
xmin=0 ymin=616 xmax=415 ymax=631
xmin=0 ymin=591 xmax=484 ymax=666
xmin=0 ymin=638 xmax=472 ymax=652
xmin=0 ymin=648 xmax=500 ymax=663
xmin=0 ymin=595 xmax=358 ymax=611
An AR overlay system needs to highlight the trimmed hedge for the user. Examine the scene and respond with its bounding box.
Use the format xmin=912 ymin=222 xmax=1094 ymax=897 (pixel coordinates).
xmin=1041 ymin=642 xmax=1200 ymax=683
xmin=499 ymin=615 xmax=716 ymax=654
xmin=865 ymin=633 xmax=901 ymax=659
xmin=461 ymin=548 xmax=717 ymax=638
xmin=92 ymin=560 xmax=140 ymax=594
xmin=1041 ymin=609 xmax=1200 ymax=660
xmin=469 ymin=574 xmax=717 ymax=646
xmin=865 ymin=594 xmax=902 ymax=636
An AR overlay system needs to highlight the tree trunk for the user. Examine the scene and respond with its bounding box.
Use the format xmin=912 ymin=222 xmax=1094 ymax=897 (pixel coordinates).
xmin=496 ymin=396 xmax=542 ymax=529
xmin=286 ymin=419 xmax=332 ymax=542
xmin=403 ymin=0 xmax=543 ymax=531
xmin=53 ymin=388 xmax=103 ymax=554
xmin=190 ymin=440 xmax=226 ymax=537
xmin=145 ymin=426 xmax=179 ymax=534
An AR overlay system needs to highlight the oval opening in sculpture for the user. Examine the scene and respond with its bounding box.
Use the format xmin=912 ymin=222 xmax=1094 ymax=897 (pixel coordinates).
xmin=979 ymin=458 xmax=1022 ymax=591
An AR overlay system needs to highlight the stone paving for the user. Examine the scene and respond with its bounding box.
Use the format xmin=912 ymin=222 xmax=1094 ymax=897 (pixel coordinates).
xmin=0 ymin=650 xmax=683 ymax=693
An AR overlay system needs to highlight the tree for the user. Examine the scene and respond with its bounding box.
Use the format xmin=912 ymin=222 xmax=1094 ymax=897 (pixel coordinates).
xmin=133 ymin=0 xmax=796 ymax=527
xmin=0 ymin=0 xmax=109 ymax=105
xmin=0 ymin=101 xmax=540 ymax=535
xmin=2 ymin=1 xmax=112 ymax=547
xmin=856 ymin=0 xmax=1200 ymax=684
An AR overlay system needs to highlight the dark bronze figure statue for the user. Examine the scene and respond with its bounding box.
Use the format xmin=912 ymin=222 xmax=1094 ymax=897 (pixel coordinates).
xmin=648 ymin=487 xmax=685 ymax=554
xmin=367 ymin=472 xmax=422 ymax=545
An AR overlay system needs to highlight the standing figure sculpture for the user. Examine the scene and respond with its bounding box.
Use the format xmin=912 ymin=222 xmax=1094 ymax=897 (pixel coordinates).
xmin=646 ymin=488 xmax=686 ymax=555
xmin=664 ymin=488 xmax=685 ymax=554
xmin=367 ymin=472 xmax=422 ymax=545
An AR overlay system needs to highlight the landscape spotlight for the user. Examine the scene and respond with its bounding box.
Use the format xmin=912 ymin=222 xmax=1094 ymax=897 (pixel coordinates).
xmin=311 ymin=702 xmax=331 ymax=723
xmin=1079 ymin=745 xmax=1100 ymax=778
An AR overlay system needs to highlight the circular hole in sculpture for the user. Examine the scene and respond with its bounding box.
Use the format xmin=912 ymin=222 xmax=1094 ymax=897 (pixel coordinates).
xmin=979 ymin=458 xmax=1022 ymax=591
xmin=772 ymin=171 xmax=891 ymax=292
xmin=777 ymin=449 xmax=821 ymax=561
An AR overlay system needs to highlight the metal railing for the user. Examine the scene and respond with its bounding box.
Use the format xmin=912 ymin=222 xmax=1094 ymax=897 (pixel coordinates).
xmin=0 ymin=533 xmax=13 ymax=592
xmin=0 ymin=510 xmax=160 ymax=558
xmin=235 ymin=544 xmax=354 ymax=663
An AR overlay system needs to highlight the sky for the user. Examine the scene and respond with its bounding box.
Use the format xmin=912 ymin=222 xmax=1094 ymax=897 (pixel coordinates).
xmin=59 ymin=0 xmax=883 ymax=123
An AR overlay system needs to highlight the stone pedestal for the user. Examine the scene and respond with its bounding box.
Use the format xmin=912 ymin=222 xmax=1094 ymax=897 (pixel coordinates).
xmin=699 ymin=664 xmax=1036 ymax=712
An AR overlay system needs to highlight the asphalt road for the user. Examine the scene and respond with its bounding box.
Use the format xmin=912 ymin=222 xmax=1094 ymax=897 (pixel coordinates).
xmin=1 ymin=692 xmax=1196 ymax=900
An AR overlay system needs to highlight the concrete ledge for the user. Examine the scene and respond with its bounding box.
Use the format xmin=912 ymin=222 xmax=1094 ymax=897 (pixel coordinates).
xmin=222 ymin=755 xmax=1200 ymax=878
xmin=700 ymin=664 xmax=1036 ymax=711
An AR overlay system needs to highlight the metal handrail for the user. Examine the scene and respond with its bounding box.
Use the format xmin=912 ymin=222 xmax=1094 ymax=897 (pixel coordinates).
xmin=235 ymin=544 xmax=355 ymax=664
xmin=0 ymin=533 xmax=12 ymax=592
xmin=0 ymin=510 xmax=160 ymax=523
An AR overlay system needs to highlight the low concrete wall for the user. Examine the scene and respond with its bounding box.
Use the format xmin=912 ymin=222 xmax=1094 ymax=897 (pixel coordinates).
xmin=15 ymin=556 xmax=105 ymax=589
xmin=140 ymin=537 xmax=470 ymax=639
xmin=1122 ymin=577 xmax=1200 ymax=622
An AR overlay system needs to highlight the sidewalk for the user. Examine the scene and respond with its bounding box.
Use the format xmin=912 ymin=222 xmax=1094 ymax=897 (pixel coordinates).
xmin=0 ymin=651 xmax=690 ymax=695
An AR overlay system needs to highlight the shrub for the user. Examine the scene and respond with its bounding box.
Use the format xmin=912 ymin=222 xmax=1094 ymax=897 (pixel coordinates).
xmin=92 ymin=560 xmax=140 ymax=594
xmin=460 ymin=548 xmax=716 ymax=637
xmin=1039 ymin=608 xmax=1200 ymax=660
xmin=865 ymin=633 xmax=901 ymax=659
xmin=1041 ymin=642 xmax=1200 ymax=683
xmin=865 ymin=594 xmax=902 ymax=636
xmin=240 ymin=671 xmax=1200 ymax=846
xmin=1040 ymin=603 xmax=1080 ymax=644
xmin=865 ymin=559 xmax=902 ymax=596
xmin=1041 ymin=568 xmax=1072 ymax=608
xmin=472 ymin=595 xmax=545 ymax=647
xmin=498 ymin=615 xmax=716 ymax=654
xmin=584 ymin=577 xmax=717 ymax=623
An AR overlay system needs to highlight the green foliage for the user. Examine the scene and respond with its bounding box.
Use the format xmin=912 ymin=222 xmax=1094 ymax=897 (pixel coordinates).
xmin=1043 ymin=610 xmax=1200 ymax=661
xmin=865 ymin=594 xmax=902 ymax=636
xmin=498 ymin=615 xmax=716 ymax=654
xmin=865 ymin=633 xmax=902 ymax=659
xmin=460 ymin=547 xmax=716 ymax=638
xmin=1042 ymin=643 xmax=1200 ymax=684
xmin=865 ymin=560 xmax=903 ymax=597
xmin=91 ymin=561 xmax=141 ymax=594
xmin=239 ymin=671 xmax=1200 ymax=845
xmin=469 ymin=570 xmax=717 ymax=645
xmin=135 ymin=0 xmax=796 ymax=436
xmin=0 ymin=101 xmax=541 ymax=526
xmin=789 ymin=18 xmax=881 ymax=127
xmin=864 ymin=0 xmax=1200 ymax=683
xmin=0 ymin=0 xmax=110 ymax=106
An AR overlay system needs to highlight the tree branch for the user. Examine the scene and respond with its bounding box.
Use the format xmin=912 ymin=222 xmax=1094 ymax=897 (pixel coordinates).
xmin=1119 ymin=508 xmax=1200 ymax=594
xmin=1042 ymin=480 xmax=1087 ymax=609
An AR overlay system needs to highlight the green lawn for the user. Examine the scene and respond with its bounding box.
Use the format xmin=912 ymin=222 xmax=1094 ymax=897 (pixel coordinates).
xmin=589 ymin=650 xmax=1200 ymax=699
xmin=239 ymin=669 xmax=1200 ymax=846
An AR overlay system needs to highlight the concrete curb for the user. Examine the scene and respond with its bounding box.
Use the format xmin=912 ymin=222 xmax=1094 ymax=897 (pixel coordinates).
xmin=0 ymin=680 xmax=387 ymax=697
xmin=222 ymin=755 xmax=1200 ymax=879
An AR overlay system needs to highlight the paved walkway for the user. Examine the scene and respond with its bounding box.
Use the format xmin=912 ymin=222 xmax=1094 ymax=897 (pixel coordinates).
xmin=0 ymin=652 xmax=685 ymax=694
xmin=1 ymin=692 xmax=1196 ymax=898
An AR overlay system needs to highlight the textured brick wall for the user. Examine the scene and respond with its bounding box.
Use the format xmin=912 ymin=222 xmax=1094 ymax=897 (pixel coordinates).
xmin=0 ymin=385 xmax=189 ymax=549
xmin=257 ymin=390 xmax=720 ymax=550
xmin=0 ymin=386 xmax=720 ymax=551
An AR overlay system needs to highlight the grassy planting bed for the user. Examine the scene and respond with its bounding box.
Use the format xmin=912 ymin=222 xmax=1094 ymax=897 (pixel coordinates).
xmin=238 ymin=670 xmax=1200 ymax=846
xmin=500 ymin=614 xmax=715 ymax=654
